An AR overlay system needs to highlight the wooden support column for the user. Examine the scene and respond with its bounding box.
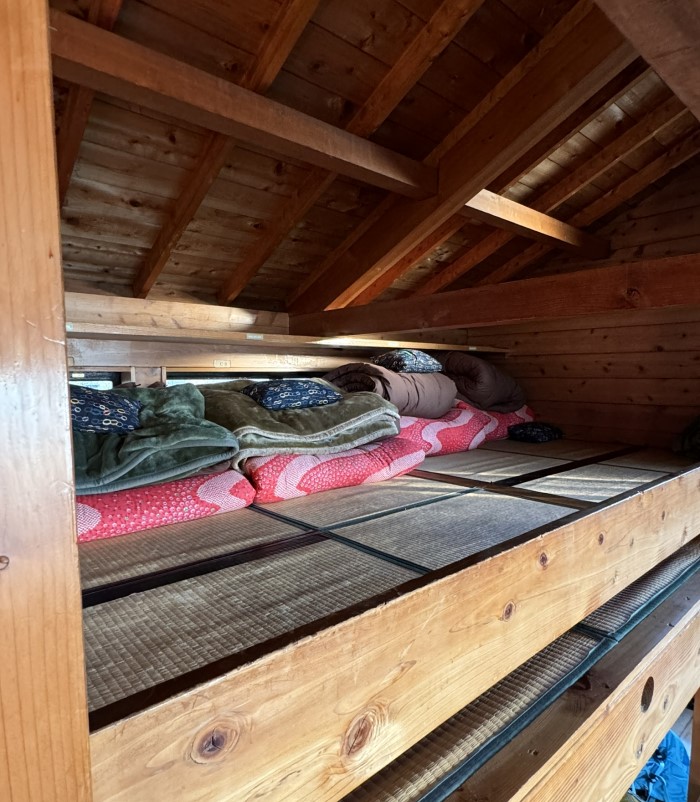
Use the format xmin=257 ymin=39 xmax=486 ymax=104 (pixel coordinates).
xmin=0 ymin=1 xmax=92 ymax=801
xmin=691 ymin=691 xmax=700 ymax=801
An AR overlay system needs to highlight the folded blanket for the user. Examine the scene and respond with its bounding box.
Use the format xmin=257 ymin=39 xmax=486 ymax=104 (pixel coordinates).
xmin=245 ymin=437 xmax=425 ymax=503
xmin=73 ymin=384 xmax=239 ymax=495
xmin=200 ymin=380 xmax=399 ymax=467
xmin=76 ymin=469 xmax=255 ymax=542
xmin=324 ymin=362 xmax=456 ymax=418
xmin=439 ymin=352 xmax=526 ymax=413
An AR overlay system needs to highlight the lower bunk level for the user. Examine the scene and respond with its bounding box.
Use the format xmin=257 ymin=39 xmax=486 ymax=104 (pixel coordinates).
xmin=81 ymin=438 xmax=700 ymax=801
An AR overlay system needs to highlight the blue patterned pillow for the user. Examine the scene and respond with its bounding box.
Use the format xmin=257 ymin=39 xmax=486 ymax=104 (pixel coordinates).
xmin=70 ymin=385 xmax=142 ymax=433
xmin=241 ymin=379 xmax=342 ymax=411
xmin=372 ymin=349 xmax=442 ymax=373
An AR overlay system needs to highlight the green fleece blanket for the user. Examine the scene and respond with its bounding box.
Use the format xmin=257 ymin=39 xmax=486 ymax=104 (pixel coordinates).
xmin=200 ymin=379 xmax=400 ymax=467
xmin=74 ymin=384 xmax=239 ymax=495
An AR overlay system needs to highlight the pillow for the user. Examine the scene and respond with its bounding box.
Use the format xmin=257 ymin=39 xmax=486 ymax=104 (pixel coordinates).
xmin=372 ymin=349 xmax=442 ymax=373
xmin=241 ymin=379 xmax=342 ymax=411
xmin=70 ymin=385 xmax=141 ymax=434
xmin=399 ymin=404 xmax=493 ymax=456
xmin=244 ymin=437 xmax=425 ymax=503
xmin=508 ymin=422 xmax=563 ymax=443
xmin=76 ymin=469 xmax=256 ymax=542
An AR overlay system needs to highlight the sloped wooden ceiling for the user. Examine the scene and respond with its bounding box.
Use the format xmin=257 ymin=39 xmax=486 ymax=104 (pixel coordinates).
xmin=52 ymin=0 xmax=700 ymax=319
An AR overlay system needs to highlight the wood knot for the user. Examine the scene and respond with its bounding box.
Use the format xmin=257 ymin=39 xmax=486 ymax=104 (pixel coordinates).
xmin=343 ymin=704 xmax=386 ymax=760
xmin=597 ymin=532 xmax=605 ymax=546
xmin=625 ymin=286 xmax=642 ymax=306
xmin=501 ymin=601 xmax=516 ymax=621
xmin=0 ymin=556 xmax=9 ymax=570
xmin=538 ymin=552 xmax=549 ymax=568
xmin=190 ymin=719 xmax=242 ymax=765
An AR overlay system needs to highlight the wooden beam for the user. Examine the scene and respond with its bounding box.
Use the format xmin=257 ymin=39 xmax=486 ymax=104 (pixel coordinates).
xmin=132 ymin=0 xmax=320 ymax=299
xmin=594 ymin=0 xmax=700 ymax=122
xmin=452 ymin=576 xmax=700 ymax=802
xmin=49 ymin=10 xmax=436 ymax=198
xmin=463 ymin=190 xmax=610 ymax=254
xmin=88 ymin=469 xmax=700 ymax=801
xmin=479 ymin=124 xmax=700 ymax=286
xmin=414 ymin=94 xmax=687 ymax=295
xmin=298 ymin=59 xmax=649 ymax=309
xmin=289 ymin=255 xmax=700 ymax=336
xmin=288 ymin=2 xmax=636 ymax=314
xmin=215 ymin=0 xmax=485 ymax=305
xmin=0 ymin=1 xmax=92 ymax=799
xmin=55 ymin=0 xmax=123 ymax=206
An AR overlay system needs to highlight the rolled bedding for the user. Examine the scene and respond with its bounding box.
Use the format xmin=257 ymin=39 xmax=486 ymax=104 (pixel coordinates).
xmin=200 ymin=379 xmax=399 ymax=467
xmin=439 ymin=352 xmax=526 ymax=413
xmin=324 ymin=362 xmax=456 ymax=418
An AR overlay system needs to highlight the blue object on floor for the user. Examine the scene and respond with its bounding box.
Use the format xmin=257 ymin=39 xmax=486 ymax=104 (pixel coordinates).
xmin=628 ymin=730 xmax=689 ymax=801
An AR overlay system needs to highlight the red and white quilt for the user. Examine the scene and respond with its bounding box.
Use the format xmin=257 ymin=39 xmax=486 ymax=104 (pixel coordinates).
xmin=76 ymin=470 xmax=256 ymax=542
xmin=245 ymin=436 xmax=425 ymax=503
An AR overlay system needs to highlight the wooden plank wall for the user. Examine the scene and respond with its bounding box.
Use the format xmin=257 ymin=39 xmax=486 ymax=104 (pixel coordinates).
xmin=603 ymin=157 xmax=700 ymax=262
xmin=469 ymin=305 xmax=700 ymax=447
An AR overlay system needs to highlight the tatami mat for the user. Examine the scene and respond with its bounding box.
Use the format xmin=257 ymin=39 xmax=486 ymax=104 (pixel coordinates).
xmin=343 ymin=630 xmax=600 ymax=802
xmin=263 ymin=476 xmax=463 ymax=528
xmin=517 ymin=464 xmax=667 ymax=502
xmin=602 ymin=449 xmax=697 ymax=474
xmin=79 ymin=508 xmax=304 ymax=589
xmin=84 ymin=540 xmax=419 ymax=711
xmin=582 ymin=538 xmax=700 ymax=635
xmin=421 ymin=450 xmax=566 ymax=483
xmin=337 ymin=493 xmax=571 ymax=570
xmin=480 ymin=439 xmax=622 ymax=460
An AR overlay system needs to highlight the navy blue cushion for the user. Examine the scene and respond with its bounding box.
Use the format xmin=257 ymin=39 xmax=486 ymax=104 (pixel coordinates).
xmin=241 ymin=379 xmax=342 ymax=411
xmin=372 ymin=349 xmax=442 ymax=373
xmin=70 ymin=385 xmax=142 ymax=433
xmin=508 ymin=422 xmax=563 ymax=443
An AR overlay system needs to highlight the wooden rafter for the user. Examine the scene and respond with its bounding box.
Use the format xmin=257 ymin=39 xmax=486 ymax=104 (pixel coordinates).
xmin=55 ymin=0 xmax=123 ymax=206
xmin=414 ymin=94 xmax=688 ymax=295
xmin=215 ymin=0 xmax=486 ymax=305
xmin=287 ymin=2 xmax=636 ymax=314
xmin=50 ymin=10 xmax=435 ymax=197
xmin=289 ymin=254 xmax=700 ymax=336
xmin=301 ymin=59 xmax=649 ymax=309
xmin=132 ymin=0 xmax=320 ymax=298
xmin=594 ymin=0 xmax=700 ymax=122
xmin=478 ymin=124 xmax=700 ymax=286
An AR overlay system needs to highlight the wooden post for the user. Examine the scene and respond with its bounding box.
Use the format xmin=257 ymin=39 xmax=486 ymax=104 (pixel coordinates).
xmin=690 ymin=691 xmax=700 ymax=801
xmin=0 ymin=1 xmax=92 ymax=801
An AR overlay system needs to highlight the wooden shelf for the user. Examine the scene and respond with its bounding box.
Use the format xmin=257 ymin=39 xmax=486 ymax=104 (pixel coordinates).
xmin=66 ymin=321 xmax=508 ymax=353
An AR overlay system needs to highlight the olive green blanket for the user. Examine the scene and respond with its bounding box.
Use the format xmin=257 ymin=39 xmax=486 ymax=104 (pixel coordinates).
xmin=200 ymin=380 xmax=400 ymax=468
xmin=73 ymin=384 xmax=239 ymax=495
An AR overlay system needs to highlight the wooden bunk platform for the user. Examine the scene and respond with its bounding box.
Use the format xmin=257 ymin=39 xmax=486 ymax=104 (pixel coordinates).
xmin=79 ymin=441 xmax=700 ymax=800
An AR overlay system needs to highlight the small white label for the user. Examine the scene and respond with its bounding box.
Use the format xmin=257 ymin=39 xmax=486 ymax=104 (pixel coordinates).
xmin=70 ymin=371 xmax=85 ymax=377
xmin=213 ymin=359 xmax=232 ymax=368
xmin=245 ymin=333 xmax=264 ymax=340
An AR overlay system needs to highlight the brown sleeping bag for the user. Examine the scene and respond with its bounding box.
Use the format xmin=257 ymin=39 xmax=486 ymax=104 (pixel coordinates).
xmin=324 ymin=363 xmax=456 ymax=418
xmin=439 ymin=352 xmax=526 ymax=413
